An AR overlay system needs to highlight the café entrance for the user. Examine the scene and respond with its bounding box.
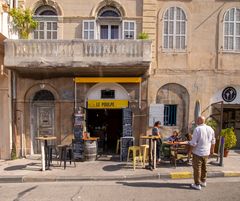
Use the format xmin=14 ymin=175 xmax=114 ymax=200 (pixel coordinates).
xmin=87 ymin=109 xmax=123 ymax=153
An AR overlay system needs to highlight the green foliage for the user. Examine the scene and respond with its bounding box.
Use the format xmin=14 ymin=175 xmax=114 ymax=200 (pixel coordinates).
xmin=206 ymin=119 xmax=218 ymax=130
xmin=220 ymin=128 xmax=237 ymax=149
xmin=137 ymin=32 xmax=149 ymax=40
xmin=9 ymin=8 xmax=38 ymax=39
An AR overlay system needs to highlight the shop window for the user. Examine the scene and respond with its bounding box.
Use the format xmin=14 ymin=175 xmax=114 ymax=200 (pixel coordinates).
xmin=163 ymin=7 xmax=187 ymax=51
xmin=223 ymin=8 xmax=240 ymax=52
xmin=101 ymin=90 xmax=115 ymax=99
xmin=164 ymin=105 xmax=177 ymax=126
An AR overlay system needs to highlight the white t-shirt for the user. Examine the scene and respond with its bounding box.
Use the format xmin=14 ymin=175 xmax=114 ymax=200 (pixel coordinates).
xmin=190 ymin=124 xmax=216 ymax=156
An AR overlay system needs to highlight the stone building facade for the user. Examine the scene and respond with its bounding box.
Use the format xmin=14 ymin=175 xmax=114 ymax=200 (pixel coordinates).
xmin=3 ymin=0 xmax=240 ymax=158
xmin=143 ymin=0 xmax=240 ymax=147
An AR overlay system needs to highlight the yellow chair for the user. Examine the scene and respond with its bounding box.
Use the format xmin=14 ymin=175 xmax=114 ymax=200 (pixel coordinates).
xmin=127 ymin=146 xmax=143 ymax=170
xmin=140 ymin=144 xmax=149 ymax=167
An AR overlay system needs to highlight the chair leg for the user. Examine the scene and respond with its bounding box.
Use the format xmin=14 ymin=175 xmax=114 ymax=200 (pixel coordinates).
xmin=63 ymin=147 xmax=67 ymax=169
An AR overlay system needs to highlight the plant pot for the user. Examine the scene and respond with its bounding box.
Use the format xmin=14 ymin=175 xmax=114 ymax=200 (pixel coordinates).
xmin=224 ymin=149 xmax=229 ymax=157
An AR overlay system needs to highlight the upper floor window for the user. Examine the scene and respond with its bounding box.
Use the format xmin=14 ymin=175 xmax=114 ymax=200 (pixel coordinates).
xmin=223 ymin=8 xmax=240 ymax=52
xmin=163 ymin=7 xmax=187 ymax=51
xmin=83 ymin=6 xmax=135 ymax=40
xmin=33 ymin=5 xmax=58 ymax=39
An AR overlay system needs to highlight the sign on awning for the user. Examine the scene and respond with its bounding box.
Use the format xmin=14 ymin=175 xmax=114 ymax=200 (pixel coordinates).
xmin=88 ymin=100 xmax=129 ymax=109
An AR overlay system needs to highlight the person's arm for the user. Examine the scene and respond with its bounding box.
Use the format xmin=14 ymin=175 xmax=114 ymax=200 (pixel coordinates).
xmin=210 ymin=129 xmax=216 ymax=154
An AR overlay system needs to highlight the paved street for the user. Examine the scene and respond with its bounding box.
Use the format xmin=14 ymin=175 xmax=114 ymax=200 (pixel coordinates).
xmin=0 ymin=177 xmax=239 ymax=201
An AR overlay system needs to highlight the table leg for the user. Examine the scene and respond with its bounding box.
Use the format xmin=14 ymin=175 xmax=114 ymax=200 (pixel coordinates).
xmin=153 ymin=140 xmax=156 ymax=169
xmin=40 ymin=141 xmax=45 ymax=171
xmin=146 ymin=139 xmax=153 ymax=170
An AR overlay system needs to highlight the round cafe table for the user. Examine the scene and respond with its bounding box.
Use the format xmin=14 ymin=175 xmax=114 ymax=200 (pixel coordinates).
xmin=36 ymin=136 xmax=57 ymax=171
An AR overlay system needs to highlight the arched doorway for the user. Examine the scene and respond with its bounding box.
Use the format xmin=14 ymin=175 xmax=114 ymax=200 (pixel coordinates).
xmin=86 ymin=83 xmax=130 ymax=153
xmin=32 ymin=90 xmax=55 ymax=154
xmin=156 ymin=83 xmax=189 ymax=134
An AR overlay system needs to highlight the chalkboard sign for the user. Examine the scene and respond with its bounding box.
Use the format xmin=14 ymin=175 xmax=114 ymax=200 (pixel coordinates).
xmin=73 ymin=126 xmax=83 ymax=140
xmin=122 ymin=108 xmax=132 ymax=137
xmin=120 ymin=137 xmax=134 ymax=161
xmin=74 ymin=113 xmax=84 ymax=126
xmin=72 ymin=139 xmax=84 ymax=160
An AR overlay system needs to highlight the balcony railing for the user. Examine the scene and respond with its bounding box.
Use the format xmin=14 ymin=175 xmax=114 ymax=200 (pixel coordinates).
xmin=4 ymin=39 xmax=152 ymax=68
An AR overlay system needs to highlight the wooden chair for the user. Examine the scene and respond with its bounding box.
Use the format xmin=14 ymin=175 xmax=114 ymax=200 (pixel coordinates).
xmin=170 ymin=144 xmax=191 ymax=167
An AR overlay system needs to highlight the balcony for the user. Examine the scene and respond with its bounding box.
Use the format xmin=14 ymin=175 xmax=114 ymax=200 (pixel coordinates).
xmin=4 ymin=39 xmax=152 ymax=77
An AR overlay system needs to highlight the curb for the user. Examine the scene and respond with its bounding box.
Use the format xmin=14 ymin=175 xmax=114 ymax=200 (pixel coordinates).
xmin=0 ymin=171 xmax=240 ymax=183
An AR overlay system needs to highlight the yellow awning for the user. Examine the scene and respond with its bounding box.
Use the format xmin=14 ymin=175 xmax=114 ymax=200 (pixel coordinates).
xmin=74 ymin=77 xmax=142 ymax=83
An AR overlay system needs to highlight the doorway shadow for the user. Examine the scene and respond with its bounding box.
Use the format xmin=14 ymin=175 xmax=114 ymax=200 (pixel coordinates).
xmin=116 ymin=181 xmax=192 ymax=190
xmin=102 ymin=163 xmax=132 ymax=171
xmin=4 ymin=163 xmax=42 ymax=172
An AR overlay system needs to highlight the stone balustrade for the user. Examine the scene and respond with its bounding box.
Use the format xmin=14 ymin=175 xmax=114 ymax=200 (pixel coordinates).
xmin=4 ymin=39 xmax=152 ymax=68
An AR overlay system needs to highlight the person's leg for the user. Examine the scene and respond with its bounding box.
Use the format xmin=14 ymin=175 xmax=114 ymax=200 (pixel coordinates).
xmin=192 ymin=154 xmax=202 ymax=185
xmin=201 ymin=156 xmax=208 ymax=183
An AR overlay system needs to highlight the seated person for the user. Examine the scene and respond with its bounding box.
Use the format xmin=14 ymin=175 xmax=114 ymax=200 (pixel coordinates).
xmin=166 ymin=130 xmax=179 ymax=142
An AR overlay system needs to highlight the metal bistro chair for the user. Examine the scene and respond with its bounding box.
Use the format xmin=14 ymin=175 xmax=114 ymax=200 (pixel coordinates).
xmin=170 ymin=144 xmax=191 ymax=167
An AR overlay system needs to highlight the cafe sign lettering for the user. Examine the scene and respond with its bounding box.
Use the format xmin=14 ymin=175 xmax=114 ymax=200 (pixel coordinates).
xmin=88 ymin=100 xmax=129 ymax=109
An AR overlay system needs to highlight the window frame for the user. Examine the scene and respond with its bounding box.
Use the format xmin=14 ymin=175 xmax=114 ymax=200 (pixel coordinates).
xmin=33 ymin=18 xmax=58 ymax=40
xmin=163 ymin=104 xmax=177 ymax=126
xmin=122 ymin=20 xmax=136 ymax=40
xmin=223 ymin=7 xmax=240 ymax=52
xmin=82 ymin=20 xmax=96 ymax=40
xmin=162 ymin=6 xmax=187 ymax=52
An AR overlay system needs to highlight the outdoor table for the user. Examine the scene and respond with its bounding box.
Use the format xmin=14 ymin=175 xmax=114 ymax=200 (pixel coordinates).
xmin=140 ymin=135 xmax=161 ymax=170
xmin=36 ymin=136 xmax=57 ymax=171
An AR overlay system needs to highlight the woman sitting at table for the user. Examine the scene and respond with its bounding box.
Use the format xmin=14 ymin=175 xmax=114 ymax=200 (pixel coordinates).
xmin=152 ymin=121 xmax=162 ymax=164
xmin=166 ymin=130 xmax=179 ymax=142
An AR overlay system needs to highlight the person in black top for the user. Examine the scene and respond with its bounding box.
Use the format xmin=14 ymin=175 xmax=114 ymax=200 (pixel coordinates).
xmin=152 ymin=121 xmax=162 ymax=163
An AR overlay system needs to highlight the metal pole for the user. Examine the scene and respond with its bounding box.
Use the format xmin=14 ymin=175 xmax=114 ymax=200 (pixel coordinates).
xmin=74 ymin=79 xmax=77 ymax=110
xmin=139 ymin=82 xmax=141 ymax=109
xmin=219 ymin=137 xmax=225 ymax=166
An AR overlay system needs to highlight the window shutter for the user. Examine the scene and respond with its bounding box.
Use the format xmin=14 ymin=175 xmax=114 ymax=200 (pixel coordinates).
xmin=123 ymin=20 xmax=136 ymax=39
xmin=82 ymin=20 xmax=95 ymax=40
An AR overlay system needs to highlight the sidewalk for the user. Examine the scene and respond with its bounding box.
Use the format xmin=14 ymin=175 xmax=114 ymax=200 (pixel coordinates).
xmin=0 ymin=150 xmax=240 ymax=183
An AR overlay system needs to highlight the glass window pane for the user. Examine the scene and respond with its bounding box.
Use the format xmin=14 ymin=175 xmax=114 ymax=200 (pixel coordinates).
xmin=34 ymin=31 xmax=38 ymax=39
xmin=164 ymin=21 xmax=168 ymax=34
xmin=164 ymin=10 xmax=169 ymax=20
xmin=225 ymin=11 xmax=229 ymax=21
xmin=224 ymin=36 xmax=228 ymax=49
xmin=224 ymin=23 xmax=229 ymax=35
xmin=90 ymin=22 xmax=94 ymax=30
xmin=176 ymin=7 xmax=181 ymax=20
xmin=176 ymin=36 xmax=180 ymax=49
xmin=130 ymin=22 xmax=134 ymax=30
xmin=47 ymin=22 xmax=51 ymax=30
xmin=229 ymin=23 xmax=234 ymax=35
xmin=176 ymin=21 xmax=180 ymax=34
xmin=52 ymin=32 xmax=57 ymax=39
xmin=230 ymin=8 xmax=234 ymax=21
xmin=40 ymin=31 xmax=44 ymax=39
xmin=47 ymin=31 xmax=51 ymax=39
xmin=40 ymin=22 xmax=44 ymax=30
xmin=111 ymin=25 xmax=119 ymax=39
xmin=169 ymin=36 xmax=173 ymax=48
xmin=100 ymin=25 xmax=108 ymax=39
xmin=181 ymin=22 xmax=186 ymax=34
xmin=236 ymin=9 xmax=240 ymax=21
xmin=84 ymin=22 xmax=88 ymax=30
xmin=84 ymin=31 xmax=88 ymax=39
xmin=164 ymin=36 xmax=168 ymax=48
xmin=229 ymin=37 xmax=234 ymax=49
xmin=181 ymin=10 xmax=186 ymax=20
xmin=169 ymin=21 xmax=174 ymax=34
xmin=89 ymin=31 xmax=94 ymax=39
xmin=53 ymin=22 xmax=57 ymax=30
xmin=236 ymin=37 xmax=240 ymax=50
xmin=181 ymin=36 xmax=185 ymax=49
xmin=124 ymin=22 xmax=129 ymax=30
xmin=236 ymin=23 xmax=240 ymax=35
xmin=170 ymin=7 xmax=174 ymax=20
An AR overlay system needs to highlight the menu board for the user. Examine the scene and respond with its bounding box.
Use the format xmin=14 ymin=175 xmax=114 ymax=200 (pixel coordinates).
xmin=72 ymin=139 xmax=84 ymax=160
xmin=121 ymin=108 xmax=133 ymax=161
xmin=73 ymin=111 xmax=84 ymax=159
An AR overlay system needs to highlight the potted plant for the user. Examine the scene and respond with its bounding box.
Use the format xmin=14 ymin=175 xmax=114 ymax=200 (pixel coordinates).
xmin=137 ymin=32 xmax=149 ymax=40
xmin=220 ymin=128 xmax=237 ymax=157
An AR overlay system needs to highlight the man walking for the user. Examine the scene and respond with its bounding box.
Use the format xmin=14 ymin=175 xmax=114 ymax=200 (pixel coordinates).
xmin=189 ymin=116 xmax=215 ymax=190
